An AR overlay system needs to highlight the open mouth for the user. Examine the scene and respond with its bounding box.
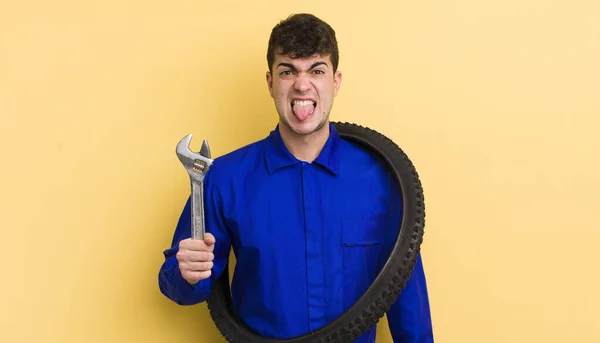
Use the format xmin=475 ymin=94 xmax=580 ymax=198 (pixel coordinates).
xmin=291 ymin=99 xmax=316 ymax=121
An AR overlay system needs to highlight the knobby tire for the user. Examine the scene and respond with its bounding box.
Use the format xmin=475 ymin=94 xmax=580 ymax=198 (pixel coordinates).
xmin=205 ymin=122 xmax=426 ymax=343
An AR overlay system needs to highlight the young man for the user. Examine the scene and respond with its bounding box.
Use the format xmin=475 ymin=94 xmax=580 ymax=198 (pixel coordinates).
xmin=159 ymin=13 xmax=434 ymax=342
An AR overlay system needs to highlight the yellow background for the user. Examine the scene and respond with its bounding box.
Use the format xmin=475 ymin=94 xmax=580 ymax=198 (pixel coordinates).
xmin=1 ymin=0 xmax=599 ymax=342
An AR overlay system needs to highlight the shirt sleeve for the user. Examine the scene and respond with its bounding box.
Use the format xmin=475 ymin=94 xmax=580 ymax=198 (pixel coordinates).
xmin=379 ymin=169 xmax=434 ymax=342
xmin=386 ymin=253 xmax=435 ymax=342
xmin=158 ymin=169 xmax=232 ymax=306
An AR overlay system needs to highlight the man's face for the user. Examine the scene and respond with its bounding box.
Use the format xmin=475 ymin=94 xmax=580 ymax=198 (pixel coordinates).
xmin=266 ymin=53 xmax=342 ymax=136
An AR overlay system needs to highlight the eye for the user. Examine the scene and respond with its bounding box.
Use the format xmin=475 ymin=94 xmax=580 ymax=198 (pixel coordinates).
xmin=280 ymin=70 xmax=293 ymax=76
xmin=313 ymin=69 xmax=325 ymax=74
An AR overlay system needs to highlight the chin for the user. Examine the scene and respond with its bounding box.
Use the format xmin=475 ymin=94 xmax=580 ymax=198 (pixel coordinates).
xmin=293 ymin=127 xmax=317 ymax=136
xmin=291 ymin=119 xmax=327 ymax=136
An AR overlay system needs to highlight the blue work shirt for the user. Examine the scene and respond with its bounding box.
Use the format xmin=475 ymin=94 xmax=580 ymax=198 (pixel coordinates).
xmin=159 ymin=122 xmax=434 ymax=342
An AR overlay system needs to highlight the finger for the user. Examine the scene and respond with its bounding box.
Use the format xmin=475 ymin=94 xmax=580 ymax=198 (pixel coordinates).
xmin=204 ymin=233 xmax=216 ymax=246
xmin=183 ymin=270 xmax=211 ymax=282
xmin=180 ymin=239 xmax=212 ymax=252
xmin=178 ymin=238 xmax=192 ymax=248
xmin=185 ymin=261 xmax=214 ymax=271
xmin=185 ymin=251 xmax=214 ymax=262
xmin=176 ymin=250 xmax=213 ymax=264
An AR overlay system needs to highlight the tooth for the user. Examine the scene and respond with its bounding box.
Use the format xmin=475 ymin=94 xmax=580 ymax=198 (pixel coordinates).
xmin=294 ymin=100 xmax=314 ymax=105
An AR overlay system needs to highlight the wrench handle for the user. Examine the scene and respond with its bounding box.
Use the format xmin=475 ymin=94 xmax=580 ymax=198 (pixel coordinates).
xmin=190 ymin=180 xmax=205 ymax=240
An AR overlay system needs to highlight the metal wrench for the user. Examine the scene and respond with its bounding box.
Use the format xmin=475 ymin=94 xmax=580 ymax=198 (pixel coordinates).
xmin=176 ymin=133 xmax=213 ymax=240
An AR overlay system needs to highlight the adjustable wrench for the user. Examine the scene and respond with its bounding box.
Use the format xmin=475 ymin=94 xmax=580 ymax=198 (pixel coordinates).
xmin=176 ymin=133 xmax=213 ymax=240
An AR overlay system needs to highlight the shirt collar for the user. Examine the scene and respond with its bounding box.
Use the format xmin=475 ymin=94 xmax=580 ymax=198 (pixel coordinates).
xmin=264 ymin=121 xmax=341 ymax=175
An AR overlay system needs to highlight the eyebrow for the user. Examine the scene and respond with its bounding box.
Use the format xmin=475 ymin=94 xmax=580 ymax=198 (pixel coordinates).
xmin=277 ymin=61 xmax=328 ymax=71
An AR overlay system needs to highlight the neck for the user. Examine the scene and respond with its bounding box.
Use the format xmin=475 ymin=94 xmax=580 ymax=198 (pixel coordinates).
xmin=278 ymin=121 xmax=330 ymax=163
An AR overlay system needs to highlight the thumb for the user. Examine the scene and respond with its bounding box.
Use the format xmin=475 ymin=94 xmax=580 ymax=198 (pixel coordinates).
xmin=204 ymin=232 xmax=216 ymax=246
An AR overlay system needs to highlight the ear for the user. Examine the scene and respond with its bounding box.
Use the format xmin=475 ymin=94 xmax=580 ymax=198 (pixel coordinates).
xmin=266 ymin=71 xmax=274 ymax=97
xmin=333 ymin=70 xmax=342 ymax=97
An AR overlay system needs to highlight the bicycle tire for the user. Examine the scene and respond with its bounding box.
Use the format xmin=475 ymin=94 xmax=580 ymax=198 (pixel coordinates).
xmin=205 ymin=121 xmax=426 ymax=343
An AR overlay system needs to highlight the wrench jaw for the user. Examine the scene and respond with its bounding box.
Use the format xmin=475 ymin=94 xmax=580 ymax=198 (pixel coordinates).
xmin=176 ymin=133 xmax=214 ymax=183
xmin=200 ymin=138 xmax=211 ymax=161
xmin=176 ymin=133 xmax=214 ymax=240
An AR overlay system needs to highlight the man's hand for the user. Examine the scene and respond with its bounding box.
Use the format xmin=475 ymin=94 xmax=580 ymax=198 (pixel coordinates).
xmin=176 ymin=233 xmax=216 ymax=286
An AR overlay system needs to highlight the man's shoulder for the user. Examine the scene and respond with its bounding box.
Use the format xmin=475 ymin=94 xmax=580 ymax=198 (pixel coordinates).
xmin=204 ymin=135 xmax=267 ymax=184
xmin=338 ymin=135 xmax=393 ymax=179
xmin=338 ymin=136 xmax=383 ymax=164
xmin=214 ymin=136 xmax=266 ymax=167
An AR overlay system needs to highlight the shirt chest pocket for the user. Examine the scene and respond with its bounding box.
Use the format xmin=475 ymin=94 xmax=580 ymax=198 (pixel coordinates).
xmin=340 ymin=218 xmax=385 ymax=309
xmin=341 ymin=218 xmax=384 ymax=247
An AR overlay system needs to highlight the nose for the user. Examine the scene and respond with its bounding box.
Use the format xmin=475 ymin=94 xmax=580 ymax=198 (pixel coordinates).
xmin=293 ymin=73 xmax=311 ymax=93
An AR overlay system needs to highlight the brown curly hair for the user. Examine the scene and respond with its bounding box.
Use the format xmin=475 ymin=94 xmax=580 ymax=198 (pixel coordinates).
xmin=266 ymin=13 xmax=339 ymax=73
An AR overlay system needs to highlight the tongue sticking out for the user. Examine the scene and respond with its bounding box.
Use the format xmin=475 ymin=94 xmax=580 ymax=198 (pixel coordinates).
xmin=292 ymin=101 xmax=315 ymax=121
